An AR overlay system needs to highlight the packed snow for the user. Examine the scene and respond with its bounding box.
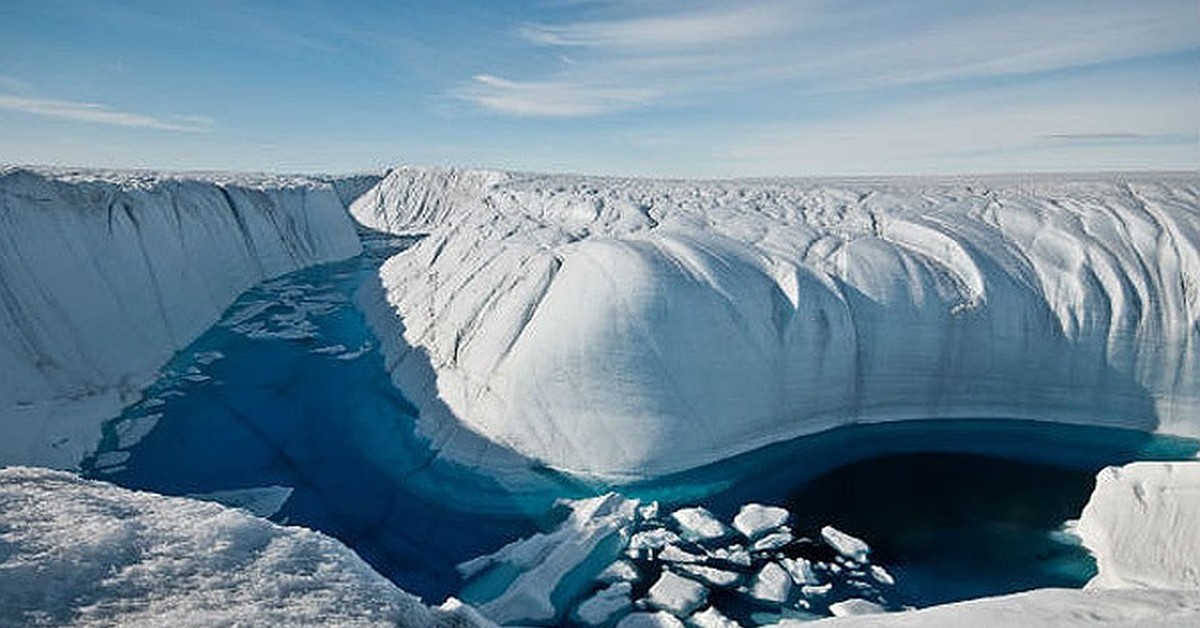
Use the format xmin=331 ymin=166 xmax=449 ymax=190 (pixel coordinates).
xmin=0 ymin=466 xmax=490 ymax=627
xmin=0 ymin=166 xmax=366 ymax=468
xmin=1075 ymin=461 xmax=1200 ymax=590
xmin=353 ymin=168 xmax=1200 ymax=479
xmin=805 ymin=589 xmax=1200 ymax=627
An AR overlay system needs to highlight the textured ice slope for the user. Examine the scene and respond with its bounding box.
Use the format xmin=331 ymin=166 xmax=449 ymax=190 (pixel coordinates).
xmin=0 ymin=466 xmax=492 ymax=627
xmin=0 ymin=167 xmax=365 ymax=467
xmin=355 ymin=168 xmax=1199 ymax=479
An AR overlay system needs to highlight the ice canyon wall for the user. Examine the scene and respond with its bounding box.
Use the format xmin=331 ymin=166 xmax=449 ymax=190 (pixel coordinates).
xmin=0 ymin=167 xmax=367 ymax=467
xmin=353 ymin=168 xmax=1200 ymax=479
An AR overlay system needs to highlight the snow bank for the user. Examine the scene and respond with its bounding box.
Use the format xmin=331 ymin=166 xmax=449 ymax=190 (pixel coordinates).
xmin=0 ymin=466 xmax=492 ymax=627
xmin=803 ymin=588 xmax=1200 ymax=627
xmin=0 ymin=166 xmax=363 ymax=467
xmin=355 ymin=169 xmax=1200 ymax=479
xmin=1076 ymin=461 xmax=1200 ymax=590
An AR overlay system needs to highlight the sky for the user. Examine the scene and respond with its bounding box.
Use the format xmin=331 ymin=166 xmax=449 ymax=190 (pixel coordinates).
xmin=0 ymin=0 xmax=1196 ymax=178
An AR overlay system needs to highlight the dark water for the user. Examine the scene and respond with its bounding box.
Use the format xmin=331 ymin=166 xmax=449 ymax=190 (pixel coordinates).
xmin=82 ymin=233 xmax=1200 ymax=612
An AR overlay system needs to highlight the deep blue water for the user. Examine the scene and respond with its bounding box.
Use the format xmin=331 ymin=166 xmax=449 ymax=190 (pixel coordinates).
xmin=82 ymin=233 xmax=1200 ymax=612
xmin=82 ymin=233 xmax=549 ymax=601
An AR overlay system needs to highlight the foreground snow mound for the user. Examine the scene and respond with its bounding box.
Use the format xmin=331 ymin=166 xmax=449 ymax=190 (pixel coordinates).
xmin=1076 ymin=461 xmax=1200 ymax=590
xmin=0 ymin=167 xmax=364 ymax=467
xmin=803 ymin=588 xmax=1200 ymax=627
xmin=0 ymin=466 xmax=491 ymax=627
xmin=355 ymin=169 xmax=1199 ymax=478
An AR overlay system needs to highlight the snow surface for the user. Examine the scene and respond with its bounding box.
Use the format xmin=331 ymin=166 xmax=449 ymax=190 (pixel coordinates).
xmin=1076 ymin=461 xmax=1200 ymax=590
xmin=0 ymin=466 xmax=490 ymax=627
xmin=803 ymin=589 xmax=1200 ymax=627
xmin=0 ymin=166 xmax=365 ymax=468
xmin=354 ymin=168 xmax=1200 ymax=479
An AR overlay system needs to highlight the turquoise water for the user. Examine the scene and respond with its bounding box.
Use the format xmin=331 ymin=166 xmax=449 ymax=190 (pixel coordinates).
xmin=82 ymin=233 xmax=1199 ymax=611
xmin=82 ymin=233 xmax=553 ymax=600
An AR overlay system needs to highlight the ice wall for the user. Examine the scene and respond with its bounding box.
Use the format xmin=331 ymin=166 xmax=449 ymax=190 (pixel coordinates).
xmin=355 ymin=169 xmax=1199 ymax=479
xmin=0 ymin=167 xmax=364 ymax=467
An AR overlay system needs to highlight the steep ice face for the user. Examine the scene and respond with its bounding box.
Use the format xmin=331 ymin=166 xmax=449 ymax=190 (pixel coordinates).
xmin=0 ymin=466 xmax=491 ymax=627
xmin=0 ymin=167 xmax=364 ymax=467
xmin=355 ymin=169 xmax=1200 ymax=479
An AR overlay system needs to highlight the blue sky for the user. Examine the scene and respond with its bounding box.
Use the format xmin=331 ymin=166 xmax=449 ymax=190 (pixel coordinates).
xmin=0 ymin=0 xmax=1196 ymax=177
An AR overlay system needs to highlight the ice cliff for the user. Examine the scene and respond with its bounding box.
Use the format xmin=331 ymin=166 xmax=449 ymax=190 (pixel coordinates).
xmin=0 ymin=167 xmax=366 ymax=467
xmin=353 ymin=168 xmax=1200 ymax=479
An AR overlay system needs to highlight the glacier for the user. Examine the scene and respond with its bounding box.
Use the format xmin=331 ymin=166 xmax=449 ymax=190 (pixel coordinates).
xmin=0 ymin=166 xmax=368 ymax=468
xmin=1 ymin=164 xmax=1198 ymax=626
xmin=353 ymin=168 xmax=1199 ymax=479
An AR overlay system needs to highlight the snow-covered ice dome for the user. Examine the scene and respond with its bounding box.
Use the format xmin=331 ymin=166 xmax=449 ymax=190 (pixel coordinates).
xmin=354 ymin=168 xmax=1199 ymax=479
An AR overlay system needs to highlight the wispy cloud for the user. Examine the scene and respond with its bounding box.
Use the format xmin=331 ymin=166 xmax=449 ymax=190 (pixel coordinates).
xmin=0 ymin=94 xmax=214 ymax=132
xmin=461 ymin=0 xmax=1200 ymax=117
xmin=457 ymin=74 xmax=657 ymax=117
xmin=519 ymin=2 xmax=797 ymax=50
xmin=723 ymin=73 xmax=1198 ymax=175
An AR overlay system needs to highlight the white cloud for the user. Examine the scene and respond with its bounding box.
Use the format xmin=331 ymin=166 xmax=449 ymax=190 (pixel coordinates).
xmin=723 ymin=81 xmax=1198 ymax=176
xmin=0 ymin=94 xmax=214 ymax=132
xmin=520 ymin=2 xmax=798 ymax=50
xmin=462 ymin=0 xmax=1200 ymax=118
xmin=457 ymin=74 xmax=657 ymax=117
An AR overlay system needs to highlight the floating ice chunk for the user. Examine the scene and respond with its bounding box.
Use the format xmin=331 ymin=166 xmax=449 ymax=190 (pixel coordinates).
xmin=598 ymin=559 xmax=641 ymax=584
xmin=186 ymin=485 xmax=294 ymax=518
xmin=828 ymin=598 xmax=887 ymax=616
xmin=631 ymin=528 xmax=682 ymax=551
xmin=780 ymin=557 xmax=821 ymax=586
xmin=574 ymin=582 xmax=633 ymax=626
xmin=821 ymin=526 xmax=870 ymax=563
xmin=752 ymin=529 xmax=794 ymax=552
xmin=616 ymin=611 xmax=686 ymax=628
xmin=658 ymin=544 xmax=706 ymax=564
xmin=800 ymin=583 xmax=833 ymax=598
xmin=870 ymin=564 xmax=895 ymax=586
xmin=749 ymin=562 xmax=793 ymax=604
xmin=689 ymin=606 xmax=741 ymax=628
xmin=709 ymin=545 xmax=752 ymax=567
xmin=671 ymin=507 xmax=729 ymax=541
xmin=638 ymin=501 xmax=661 ymax=521
xmin=646 ymin=570 xmax=708 ymax=617
xmin=460 ymin=493 xmax=639 ymax=625
xmin=733 ymin=504 xmax=790 ymax=540
xmin=675 ymin=564 xmax=742 ymax=588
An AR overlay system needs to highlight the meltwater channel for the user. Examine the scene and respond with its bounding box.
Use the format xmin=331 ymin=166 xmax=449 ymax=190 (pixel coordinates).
xmin=83 ymin=230 xmax=1199 ymax=614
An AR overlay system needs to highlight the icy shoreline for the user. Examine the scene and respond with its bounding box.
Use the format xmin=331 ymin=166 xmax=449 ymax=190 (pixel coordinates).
xmin=3 ymin=462 xmax=1196 ymax=626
